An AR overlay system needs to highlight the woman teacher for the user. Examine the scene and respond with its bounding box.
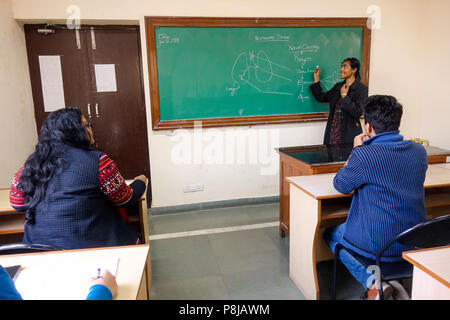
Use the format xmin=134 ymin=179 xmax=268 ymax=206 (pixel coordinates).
xmin=310 ymin=57 xmax=368 ymax=145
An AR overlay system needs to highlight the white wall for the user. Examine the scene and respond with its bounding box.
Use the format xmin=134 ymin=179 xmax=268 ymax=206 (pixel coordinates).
xmin=0 ymin=0 xmax=37 ymax=188
xmin=10 ymin=0 xmax=448 ymax=207
xmin=416 ymin=0 xmax=450 ymax=149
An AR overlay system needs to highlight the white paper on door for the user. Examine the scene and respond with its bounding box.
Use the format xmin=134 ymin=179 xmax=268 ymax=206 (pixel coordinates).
xmin=94 ymin=64 xmax=117 ymax=92
xmin=38 ymin=55 xmax=66 ymax=112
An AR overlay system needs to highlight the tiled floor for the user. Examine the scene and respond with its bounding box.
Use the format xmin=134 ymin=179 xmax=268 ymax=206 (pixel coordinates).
xmin=149 ymin=203 xmax=364 ymax=300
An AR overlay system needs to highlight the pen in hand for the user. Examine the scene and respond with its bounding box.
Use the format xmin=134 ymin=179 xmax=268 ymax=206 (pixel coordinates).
xmin=89 ymin=269 xmax=118 ymax=298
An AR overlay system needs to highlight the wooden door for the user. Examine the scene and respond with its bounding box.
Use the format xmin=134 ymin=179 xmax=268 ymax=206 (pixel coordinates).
xmin=24 ymin=24 xmax=152 ymax=203
xmin=24 ymin=25 xmax=90 ymax=131
xmin=85 ymin=26 xmax=150 ymax=180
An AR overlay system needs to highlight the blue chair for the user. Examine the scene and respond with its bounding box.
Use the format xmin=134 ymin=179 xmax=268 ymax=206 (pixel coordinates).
xmin=332 ymin=214 xmax=450 ymax=300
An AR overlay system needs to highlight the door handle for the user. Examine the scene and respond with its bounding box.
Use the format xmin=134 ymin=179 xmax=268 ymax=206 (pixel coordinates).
xmin=87 ymin=103 xmax=92 ymax=119
xmin=95 ymin=103 xmax=99 ymax=118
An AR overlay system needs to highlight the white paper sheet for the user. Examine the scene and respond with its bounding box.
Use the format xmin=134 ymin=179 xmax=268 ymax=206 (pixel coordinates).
xmin=38 ymin=55 xmax=66 ymax=112
xmin=14 ymin=258 xmax=119 ymax=300
xmin=94 ymin=64 xmax=117 ymax=92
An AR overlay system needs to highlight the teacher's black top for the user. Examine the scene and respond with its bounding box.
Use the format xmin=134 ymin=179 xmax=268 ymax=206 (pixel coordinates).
xmin=310 ymin=78 xmax=368 ymax=145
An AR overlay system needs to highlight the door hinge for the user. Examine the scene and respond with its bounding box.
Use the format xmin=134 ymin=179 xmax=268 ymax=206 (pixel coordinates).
xmin=90 ymin=27 xmax=96 ymax=50
xmin=37 ymin=28 xmax=55 ymax=35
xmin=75 ymin=29 xmax=81 ymax=49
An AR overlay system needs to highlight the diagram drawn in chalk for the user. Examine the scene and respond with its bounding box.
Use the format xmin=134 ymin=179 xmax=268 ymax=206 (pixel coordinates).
xmin=226 ymin=50 xmax=293 ymax=96
xmin=320 ymin=71 xmax=340 ymax=90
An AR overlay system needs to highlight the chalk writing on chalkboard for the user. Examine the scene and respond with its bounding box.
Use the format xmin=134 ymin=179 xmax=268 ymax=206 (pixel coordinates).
xmin=227 ymin=50 xmax=293 ymax=97
xmin=289 ymin=44 xmax=320 ymax=55
xmin=254 ymin=34 xmax=290 ymax=42
xmin=321 ymin=71 xmax=341 ymax=90
xmin=226 ymin=42 xmax=333 ymax=103
xmin=157 ymin=33 xmax=180 ymax=47
xmin=146 ymin=17 xmax=370 ymax=129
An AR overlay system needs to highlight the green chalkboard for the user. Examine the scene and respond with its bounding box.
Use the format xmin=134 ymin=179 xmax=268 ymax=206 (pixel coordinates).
xmin=146 ymin=18 xmax=371 ymax=130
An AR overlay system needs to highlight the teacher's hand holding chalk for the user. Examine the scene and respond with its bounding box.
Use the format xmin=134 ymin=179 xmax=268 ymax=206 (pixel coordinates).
xmin=313 ymin=65 xmax=321 ymax=83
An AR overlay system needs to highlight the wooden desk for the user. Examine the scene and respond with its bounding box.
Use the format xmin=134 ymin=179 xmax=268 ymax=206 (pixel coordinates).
xmin=129 ymin=180 xmax=152 ymax=299
xmin=286 ymin=164 xmax=450 ymax=300
xmin=402 ymin=246 xmax=450 ymax=300
xmin=0 ymin=244 xmax=150 ymax=300
xmin=0 ymin=189 xmax=25 ymax=244
xmin=277 ymin=144 xmax=450 ymax=237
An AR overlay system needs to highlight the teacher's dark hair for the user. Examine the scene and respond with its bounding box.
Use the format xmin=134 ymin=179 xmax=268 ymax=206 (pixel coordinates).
xmin=343 ymin=57 xmax=361 ymax=79
xmin=362 ymin=95 xmax=403 ymax=134
xmin=18 ymin=107 xmax=92 ymax=224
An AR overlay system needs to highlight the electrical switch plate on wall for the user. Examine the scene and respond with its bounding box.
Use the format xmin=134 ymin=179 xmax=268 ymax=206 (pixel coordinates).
xmin=183 ymin=184 xmax=204 ymax=193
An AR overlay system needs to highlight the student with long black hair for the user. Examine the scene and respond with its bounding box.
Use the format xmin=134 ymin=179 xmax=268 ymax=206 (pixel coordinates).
xmin=9 ymin=107 xmax=147 ymax=249
xmin=310 ymin=57 xmax=368 ymax=145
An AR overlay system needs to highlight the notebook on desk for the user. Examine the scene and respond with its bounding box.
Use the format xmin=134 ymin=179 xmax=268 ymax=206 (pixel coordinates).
xmin=13 ymin=258 xmax=119 ymax=300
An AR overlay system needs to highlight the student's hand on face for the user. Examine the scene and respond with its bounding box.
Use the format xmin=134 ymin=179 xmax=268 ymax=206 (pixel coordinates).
xmin=353 ymin=133 xmax=369 ymax=148
xmin=340 ymin=83 xmax=349 ymax=98
xmin=313 ymin=66 xmax=321 ymax=83
xmin=89 ymin=269 xmax=118 ymax=298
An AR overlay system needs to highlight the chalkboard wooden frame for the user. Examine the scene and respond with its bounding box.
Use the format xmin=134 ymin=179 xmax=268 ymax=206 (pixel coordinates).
xmin=145 ymin=17 xmax=371 ymax=130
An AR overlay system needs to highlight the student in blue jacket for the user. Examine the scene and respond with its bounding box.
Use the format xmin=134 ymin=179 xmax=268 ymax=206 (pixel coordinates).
xmin=324 ymin=95 xmax=428 ymax=299
xmin=0 ymin=265 xmax=117 ymax=300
